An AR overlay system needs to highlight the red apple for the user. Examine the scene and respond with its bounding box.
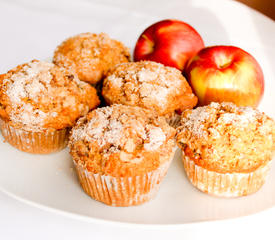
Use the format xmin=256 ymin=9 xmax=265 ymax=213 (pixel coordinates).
xmin=185 ymin=46 xmax=264 ymax=107
xmin=134 ymin=19 xmax=204 ymax=71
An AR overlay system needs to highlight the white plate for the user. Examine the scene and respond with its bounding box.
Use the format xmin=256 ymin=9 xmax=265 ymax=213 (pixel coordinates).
xmin=0 ymin=0 xmax=275 ymax=226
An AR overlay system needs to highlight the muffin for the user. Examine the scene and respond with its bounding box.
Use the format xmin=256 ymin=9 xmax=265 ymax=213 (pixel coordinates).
xmin=69 ymin=104 xmax=176 ymax=206
xmin=176 ymin=102 xmax=275 ymax=197
xmin=102 ymin=61 xmax=198 ymax=127
xmin=53 ymin=32 xmax=130 ymax=85
xmin=0 ymin=60 xmax=100 ymax=154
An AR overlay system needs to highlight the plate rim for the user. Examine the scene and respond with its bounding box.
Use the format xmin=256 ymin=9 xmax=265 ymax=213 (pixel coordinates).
xmin=1 ymin=179 xmax=275 ymax=229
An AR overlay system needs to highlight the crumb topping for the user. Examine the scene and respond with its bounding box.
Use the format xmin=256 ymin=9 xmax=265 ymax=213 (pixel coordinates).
xmin=144 ymin=126 xmax=167 ymax=151
xmin=0 ymin=60 xmax=100 ymax=131
xmin=102 ymin=61 xmax=198 ymax=116
xmin=177 ymin=102 xmax=275 ymax=173
xmin=53 ymin=32 xmax=130 ymax=84
xmin=71 ymin=106 xmax=121 ymax=148
xmin=70 ymin=104 xmax=173 ymax=153
xmin=69 ymin=104 xmax=176 ymax=176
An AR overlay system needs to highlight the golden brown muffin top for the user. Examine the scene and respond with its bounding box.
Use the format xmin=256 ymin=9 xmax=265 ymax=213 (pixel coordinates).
xmin=53 ymin=32 xmax=130 ymax=84
xmin=102 ymin=61 xmax=197 ymax=117
xmin=69 ymin=104 xmax=176 ymax=177
xmin=177 ymin=102 xmax=275 ymax=173
xmin=0 ymin=60 xmax=100 ymax=131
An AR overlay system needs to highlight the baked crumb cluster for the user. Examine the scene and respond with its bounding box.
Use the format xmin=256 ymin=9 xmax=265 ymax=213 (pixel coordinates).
xmin=0 ymin=60 xmax=99 ymax=131
xmin=53 ymin=33 xmax=130 ymax=84
xmin=69 ymin=104 xmax=176 ymax=176
xmin=177 ymin=102 xmax=275 ymax=173
xmin=102 ymin=61 xmax=198 ymax=116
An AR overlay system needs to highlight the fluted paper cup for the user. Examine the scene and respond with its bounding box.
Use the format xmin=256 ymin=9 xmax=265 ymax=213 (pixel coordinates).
xmin=182 ymin=153 xmax=271 ymax=197
xmin=73 ymin=150 xmax=176 ymax=207
xmin=166 ymin=113 xmax=181 ymax=128
xmin=0 ymin=118 xmax=69 ymax=154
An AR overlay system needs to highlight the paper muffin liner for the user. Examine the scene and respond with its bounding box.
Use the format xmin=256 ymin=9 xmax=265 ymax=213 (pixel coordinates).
xmin=0 ymin=118 xmax=69 ymax=154
xmin=182 ymin=153 xmax=271 ymax=197
xmin=73 ymin=150 xmax=176 ymax=207
xmin=166 ymin=113 xmax=181 ymax=128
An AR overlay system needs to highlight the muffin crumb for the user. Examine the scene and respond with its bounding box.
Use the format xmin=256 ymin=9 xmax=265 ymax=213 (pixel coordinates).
xmin=53 ymin=33 xmax=130 ymax=84
xmin=177 ymin=102 xmax=275 ymax=173
xmin=0 ymin=60 xmax=100 ymax=131
xmin=69 ymin=104 xmax=176 ymax=176
xmin=102 ymin=61 xmax=198 ymax=117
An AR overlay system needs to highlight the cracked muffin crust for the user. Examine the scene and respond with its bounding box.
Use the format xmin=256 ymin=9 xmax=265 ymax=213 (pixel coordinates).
xmin=0 ymin=60 xmax=100 ymax=153
xmin=102 ymin=61 xmax=197 ymax=125
xmin=176 ymin=102 xmax=275 ymax=196
xmin=0 ymin=60 xmax=100 ymax=131
xmin=53 ymin=33 xmax=130 ymax=85
xmin=69 ymin=104 xmax=176 ymax=206
xmin=69 ymin=104 xmax=176 ymax=176
xmin=177 ymin=102 xmax=275 ymax=173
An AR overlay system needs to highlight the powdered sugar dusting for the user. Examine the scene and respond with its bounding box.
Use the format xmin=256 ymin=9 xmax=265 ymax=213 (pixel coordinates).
xmin=218 ymin=106 xmax=257 ymax=126
xmin=107 ymin=75 xmax=123 ymax=88
xmin=180 ymin=102 xmax=262 ymax=139
xmin=70 ymin=105 xmax=168 ymax=155
xmin=71 ymin=106 xmax=114 ymax=147
xmin=2 ymin=60 xmax=91 ymax=131
xmin=144 ymin=126 xmax=166 ymax=151
xmin=5 ymin=61 xmax=53 ymax=103
xmin=102 ymin=119 xmax=123 ymax=146
xmin=3 ymin=61 xmax=55 ymax=130
xmin=182 ymin=105 xmax=211 ymax=138
xmin=139 ymin=83 xmax=169 ymax=105
xmin=13 ymin=104 xmax=48 ymax=127
xmin=137 ymin=68 xmax=157 ymax=82
xmin=106 ymin=61 xmax=183 ymax=108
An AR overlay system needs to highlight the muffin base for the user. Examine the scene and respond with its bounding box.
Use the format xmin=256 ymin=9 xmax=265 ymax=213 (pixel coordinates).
xmin=74 ymin=151 xmax=176 ymax=207
xmin=182 ymin=154 xmax=271 ymax=197
xmin=166 ymin=113 xmax=181 ymax=128
xmin=0 ymin=118 xmax=69 ymax=154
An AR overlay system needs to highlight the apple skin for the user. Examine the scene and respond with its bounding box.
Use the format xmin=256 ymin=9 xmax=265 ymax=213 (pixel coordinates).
xmin=133 ymin=19 xmax=205 ymax=71
xmin=185 ymin=46 xmax=264 ymax=107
